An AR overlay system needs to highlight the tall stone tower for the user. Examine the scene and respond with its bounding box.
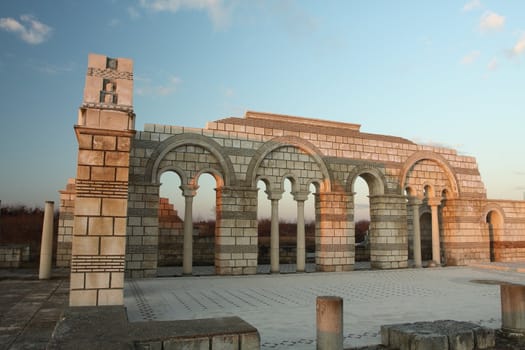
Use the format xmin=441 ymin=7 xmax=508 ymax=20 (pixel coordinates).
xmin=69 ymin=54 xmax=135 ymax=306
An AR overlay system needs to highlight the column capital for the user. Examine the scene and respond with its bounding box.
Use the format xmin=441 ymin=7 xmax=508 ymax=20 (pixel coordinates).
xmin=427 ymin=197 xmax=442 ymax=207
xmin=180 ymin=184 xmax=199 ymax=197
xmin=265 ymin=190 xmax=283 ymax=201
xmin=408 ymin=197 xmax=422 ymax=206
xmin=292 ymin=191 xmax=310 ymax=202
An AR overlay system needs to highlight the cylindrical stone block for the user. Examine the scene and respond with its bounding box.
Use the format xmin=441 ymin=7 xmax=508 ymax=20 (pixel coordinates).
xmin=501 ymin=283 xmax=525 ymax=334
xmin=39 ymin=201 xmax=54 ymax=280
xmin=316 ymin=296 xmax=343 ymax=350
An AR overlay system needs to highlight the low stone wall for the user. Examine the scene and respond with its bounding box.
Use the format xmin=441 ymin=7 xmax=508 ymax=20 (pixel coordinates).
xmin=0 ymin=245 xmax=30 ymax=268
xmin=49 ymin=306 xmax=260 ymax=350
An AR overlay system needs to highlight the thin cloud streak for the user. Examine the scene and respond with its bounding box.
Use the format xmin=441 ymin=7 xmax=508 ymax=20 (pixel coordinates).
xmin=0 ymin=15 xmax=52 ymax=44
xmin=479 ymin=11 xmax=505 ymax=32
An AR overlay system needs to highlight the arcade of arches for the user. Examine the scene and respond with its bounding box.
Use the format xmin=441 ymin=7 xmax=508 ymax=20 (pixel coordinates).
xmin=59 ymin=54 xmax=525 ymax=306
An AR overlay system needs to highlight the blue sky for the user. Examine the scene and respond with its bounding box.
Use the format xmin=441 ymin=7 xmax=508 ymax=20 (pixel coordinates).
xmin=1 ymin=1 xmax=524 ymax=219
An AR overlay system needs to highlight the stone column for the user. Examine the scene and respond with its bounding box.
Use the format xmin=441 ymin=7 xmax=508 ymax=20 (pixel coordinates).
xmin=409 ymin=197 xmax=422 ymax=268
xmin=500 ymin=283 xmax=525 ymax=336
xmin=316 ymin=296 xmax=343 ymax=350
xmin=369 ymin=194 xmax=408 ymax=269
xmin=181 ymin=184 xmax=198 ymax=275
xmin=293 ymin=191 xmax=309 ymax=273
xmin=267 ymin=191 xmax=282 ymax=274
xmin=428 ymin=197 xmax=442 ymax=265
xmin=39 ymin=201 xmax=54 ymax=280
xmin=215 ymin=186 xmax=258 ymax=275
xmin=316 ymin=191 xmax=353 ymax=272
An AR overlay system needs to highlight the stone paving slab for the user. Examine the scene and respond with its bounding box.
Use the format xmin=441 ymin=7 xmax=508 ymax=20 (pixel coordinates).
xmin=125 ymin=266 xmax=525 ymax=350
xmin=0 ymin=271 xmax=69 ymax=350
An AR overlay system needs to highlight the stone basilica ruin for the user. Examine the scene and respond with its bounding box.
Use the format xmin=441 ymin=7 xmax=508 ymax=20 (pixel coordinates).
xmin=58 ymin=54 xmax=525 ymax=306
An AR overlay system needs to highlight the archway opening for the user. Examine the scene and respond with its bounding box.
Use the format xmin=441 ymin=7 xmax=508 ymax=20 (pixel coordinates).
xmin=354 ymin=176 xmax=371 ymax=268
xmin=158 ymin=171 xmax=184 ymax=269
xmin=486 ymin=210 xmax=503 ymax=262
xmin=193 ymin=173 xmax=217 ymax=269
xmin=420 ymin=212 xmax=432 ymax=261
xmin=305 ymin=183 xmax=317 ymax=269
xmin=256 ymin=179 xmax=271 ymax=270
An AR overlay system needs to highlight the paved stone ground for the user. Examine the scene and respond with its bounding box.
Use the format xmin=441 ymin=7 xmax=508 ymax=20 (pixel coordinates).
xmin=125 ymin=265 xmax=525 ymax=350
xmin=0 ymin=269 xmax=69 ymax=350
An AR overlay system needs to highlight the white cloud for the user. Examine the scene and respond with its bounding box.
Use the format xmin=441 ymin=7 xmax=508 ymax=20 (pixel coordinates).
xmin=479 ymin=11 xmax=505 ymax=32
xmin=509 ymin=34 xmax=525 ymax=57
xmin=463 ymin=0 xmax=481 ymax=12
xmin=0 ymin=15 xmax=52 ymax=44
xmin=487 ymin=58 xmax=498 ymax=71
xmin=461 ymin=50 xmax=480 ymax=64
xmin=139 ymin=0 xmax=232 ymax=30
xmin=108 ymin=18 xmax=121 ymax=27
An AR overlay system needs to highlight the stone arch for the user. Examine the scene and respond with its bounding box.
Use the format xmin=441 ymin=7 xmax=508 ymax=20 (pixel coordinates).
xmin=245 ymin=136 xmax=332 ymax=192
xmin=482 ymin=203 xmax=506 ymax=262
xmin=400 ymin=151 xmax=459 ymax=198
xmin=157 ymin=165 xmax=188 ymax=185
xmin=145 ymin=133 xmax=236 ymax=186
xmin=346 ymin=165 xmax=387 ymax=196
xmin=195 ymin=168 xmax=225 ymax=189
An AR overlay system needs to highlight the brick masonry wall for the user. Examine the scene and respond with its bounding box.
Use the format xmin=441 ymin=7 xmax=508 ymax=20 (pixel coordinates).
xmin=126 ymin=110 xmax=523 ymax=275
xmin=57 ymin=178 xmax=76 ymax=267
xmin=0 ymin=245 xmax=30 ymax=268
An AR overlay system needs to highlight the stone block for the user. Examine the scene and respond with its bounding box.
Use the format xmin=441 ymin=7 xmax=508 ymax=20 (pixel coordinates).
xmin=211 ymin=334 xmax=238 ymax=349
xmin=100 ymin=236 xmax=126 ymax=255
xmin=163 ymin=337 xmax=210 ymax=350
xmin=102 ymin=198 xmax=128 ymax=216
xmin=88 ymin=216 xmax=114 ymax=235
xmin=412 ymin=332 xmax=448 ymax=350
xmin=75 ymin=197 xmax=101 ymax=216
xmin=98 ymin=288 xmax=124 ymax=306
xmin=472 ymin=327 xmax=495 ymax=349
xmin=69 ymin=289 xmax=97 ymax=307
xmin=91 ymin=166 xmax=116 ymax=181
xmin=70 ymin=272 xmax=85 ymax=289
xmin=78 ymin=149 xmax=105 ymax=166
xmin=93 ymin=135 xmax=116 ymax=150
xmin=72 ymin=236 xmax=99 ymax=255
xmin=111 ymin=272 xmax=124 ymax=288
xmin=85 ymin=272 xmax=110 ymax=289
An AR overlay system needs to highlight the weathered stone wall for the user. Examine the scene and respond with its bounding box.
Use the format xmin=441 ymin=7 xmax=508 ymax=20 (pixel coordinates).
xmin=57 ymin=178 xmax=75 ymax=267
xmin=0 ymin=245 xmax=30 ymax=268
xmin=66 ymin=54 xmax=525 ymax=288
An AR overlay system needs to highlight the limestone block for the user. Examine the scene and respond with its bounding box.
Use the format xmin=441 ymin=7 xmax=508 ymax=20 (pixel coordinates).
xmin=70 ymin=273 xmax=85 ymax=289
xmin=88 ymin=217 xmax=114 ymax=235
xmin=85 ymin=272 xmax=110 ymax=289
xmin=102 ymin=198 xmax=128 ymax=216
xmin=72 ymin=236 xmax=99 ymax=255
xmin=239 ymin=332 xmax=260 ymax=350
xmin=110 ymin=272 xmax=124 ymax=288
xmin=69 ymin=289 xmax=97 ymax=307
xmin=163 ymin=337 xmax=209 ymax=350
xmin=78 ymin=149 xmax=104 ymax=166
xmin=211 ymin=334 xmax=238 ymax=350
xmin=93 ymin=135 xmax=116 ymax=150
xmin=98 ymin=288 xmax=124 ymax=306
xmin=75 ymin=197 xmax=101 ymax=216
xmin=74 ymin=216 xmax=88 ymax=235
xmin=100 ymin=236 xmax=126 ymax=255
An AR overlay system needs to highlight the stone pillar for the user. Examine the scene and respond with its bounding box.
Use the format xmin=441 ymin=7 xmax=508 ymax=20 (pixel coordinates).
xmin=429 ymin=197 xmax=442 ymax=265
xmin=316 ymin=191 xmax=353 ymax=272
xmin=215 ymin=187 xmax=258 ymax=275
xmin=500 ymin=283 xmax=525 ymax=336
xmin=181 ymin=184 xmax=198 ymax=275
xmin=409 ymin=197 xmax=422 ymax=268
xmin=39 ymin=201 xmax=54 ymax=280
xmin=70 ymin=53 xmax=135 ymax=306
xmin=293 ymin=191 xmax=309 ymax=273
xmin=369 ymin=194 xmax=408 ymax=269
xmin=267 ymin=191 xmax=282 ymax=274
xmin=316 ymin=296 xmax=343 ymax=350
